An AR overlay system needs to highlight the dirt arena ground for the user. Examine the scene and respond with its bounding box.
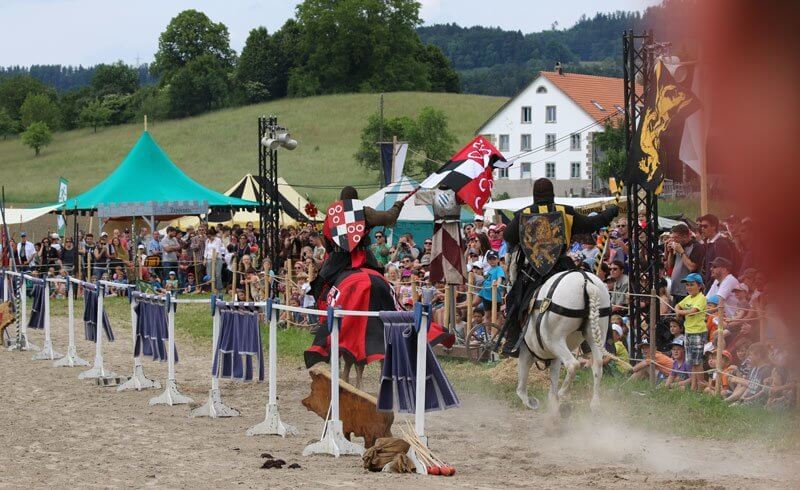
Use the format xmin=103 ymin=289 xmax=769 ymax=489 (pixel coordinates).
xmin=2 ymin=317 xmax=798 ymax=489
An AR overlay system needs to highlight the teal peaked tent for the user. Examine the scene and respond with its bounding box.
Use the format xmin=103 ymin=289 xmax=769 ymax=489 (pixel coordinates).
xmin=60 ymin=131 xmax=257 ymax=218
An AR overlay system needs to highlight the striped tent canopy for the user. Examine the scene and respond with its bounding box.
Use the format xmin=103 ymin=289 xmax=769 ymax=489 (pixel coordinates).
xmin=168 ymin=174 xmax=315 ymax=230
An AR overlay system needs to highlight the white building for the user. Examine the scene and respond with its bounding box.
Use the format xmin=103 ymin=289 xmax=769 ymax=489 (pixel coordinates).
xmin=476 ymin=69 xmax=626 ymax=198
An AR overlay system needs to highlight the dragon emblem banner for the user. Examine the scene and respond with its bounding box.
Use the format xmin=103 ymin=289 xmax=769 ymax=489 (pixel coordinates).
xmin=520 ymin=211 xmax=566 ymax=276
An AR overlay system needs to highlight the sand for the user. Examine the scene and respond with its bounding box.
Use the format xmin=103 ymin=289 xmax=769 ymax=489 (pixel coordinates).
xmin=1 ymin=316 xmax=798 ymax=489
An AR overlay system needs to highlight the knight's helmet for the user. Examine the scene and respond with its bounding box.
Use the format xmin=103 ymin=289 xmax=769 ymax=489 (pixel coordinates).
xmin=532 ymin=178 xmax=554 ymax=203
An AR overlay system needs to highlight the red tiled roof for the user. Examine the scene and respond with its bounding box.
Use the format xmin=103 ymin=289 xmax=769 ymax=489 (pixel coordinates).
xmin=540 ymin=71 xmax=628 ymax=123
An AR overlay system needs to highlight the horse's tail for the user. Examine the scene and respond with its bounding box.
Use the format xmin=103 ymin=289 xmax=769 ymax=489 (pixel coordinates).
xmin=586 ymin=281 xmax=633 ymax=369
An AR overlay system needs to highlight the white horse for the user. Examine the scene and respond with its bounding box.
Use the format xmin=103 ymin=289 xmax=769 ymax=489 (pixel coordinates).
xmin=514 ymin=269 xmax=612 ymax=417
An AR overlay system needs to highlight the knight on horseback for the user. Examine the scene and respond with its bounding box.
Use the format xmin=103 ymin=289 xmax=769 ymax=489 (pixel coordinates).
xmin=498 ymin=178 xmax=618 ymax=358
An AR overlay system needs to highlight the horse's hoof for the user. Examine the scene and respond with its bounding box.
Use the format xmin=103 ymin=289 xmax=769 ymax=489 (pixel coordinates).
xmin=559 ymin=402 xmax=573 ymax=419
xmin=517 ymin=391 xmax=540 ymax=410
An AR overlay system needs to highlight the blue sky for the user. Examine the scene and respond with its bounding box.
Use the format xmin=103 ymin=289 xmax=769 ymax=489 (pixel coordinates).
xmin=0 ymin=0 xmax=661 ymax=66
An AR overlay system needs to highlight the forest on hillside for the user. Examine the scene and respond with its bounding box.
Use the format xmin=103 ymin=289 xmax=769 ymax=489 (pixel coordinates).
xmin=418 ymin=1 xmax=691 ymax=96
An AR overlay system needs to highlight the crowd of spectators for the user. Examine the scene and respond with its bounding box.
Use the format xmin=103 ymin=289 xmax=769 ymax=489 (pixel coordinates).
xmin=2 ymin=210 xmax=795 ymax=409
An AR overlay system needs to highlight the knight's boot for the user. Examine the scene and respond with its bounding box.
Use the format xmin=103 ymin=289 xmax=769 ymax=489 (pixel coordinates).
xmin=501 ymin=324 xmax=521 ymax=358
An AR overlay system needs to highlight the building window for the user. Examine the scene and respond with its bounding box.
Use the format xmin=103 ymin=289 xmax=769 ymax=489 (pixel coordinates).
xmin=571 ymin=162 xmax=581 ymax=179
xmin=497 ymin=167 xmax=509 ymax=179
xmin=545 ymin=105 xmax=556 ymax=123
xmin=570 ymin=133 xmax=581 ymax=151
xmin=545 ymin=133 xmax=556 ymax=151
xmin=520 ymin=134 xmax=531 ymax=151
xmin=545 ymin=162 xmax=556 ymax=179
xmin=614 ymin=104 xmax=625 ymax=114
xmin=498 ymin=134 xmax=509 ymax=151
xmin=521 ymin=106 xmax=532 ymax=124
xmin=536 ymin=86 xmax=547 ymax=94
xmin=521 ymin=162 xmax=531 ymax=179
xmin=591 ymin=100 xmax=606 ymax=111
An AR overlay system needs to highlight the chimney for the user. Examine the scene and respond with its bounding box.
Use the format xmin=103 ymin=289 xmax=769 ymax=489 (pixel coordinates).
xmin=555 ymin=61 xmax=563 ymax=75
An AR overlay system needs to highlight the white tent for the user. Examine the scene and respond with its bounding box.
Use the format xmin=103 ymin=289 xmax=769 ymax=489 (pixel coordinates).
xmin=484 ymin=196 xmax=620 ymax=212
xmin=0 ymin=204 xmax=60 ymax=226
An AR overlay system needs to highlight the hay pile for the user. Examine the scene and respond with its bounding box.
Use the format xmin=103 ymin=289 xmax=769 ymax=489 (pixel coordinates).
xmin=487 ymin=358 xmax=550 ymax=387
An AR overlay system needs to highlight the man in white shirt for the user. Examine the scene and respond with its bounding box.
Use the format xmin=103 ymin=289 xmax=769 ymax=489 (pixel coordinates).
xmin=706 ymin=257 xmax=740 ymax=318
xmin=204 ymin=227 xmax=225 ymax=292
xmin=17 ymin=232 xmax=36 ymax=270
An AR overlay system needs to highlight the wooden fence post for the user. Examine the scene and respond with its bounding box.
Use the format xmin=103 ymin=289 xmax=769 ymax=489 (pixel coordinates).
xmin=715 ymin=298 xmax=726 ymax=396
xmin=211 ymin=250 xmax=217 ymax=295
xmin=231 ymin=257 xmax=238 ymax=299
xmin=491 ymin=280 xmax=498 ymax=325
xmin=285 ymin=259 xmax=292 ymax=306
xmin=466 ymin=272 xmax=474 ymax=338
xmin=649 ymin=288 xmax=657 ymax=384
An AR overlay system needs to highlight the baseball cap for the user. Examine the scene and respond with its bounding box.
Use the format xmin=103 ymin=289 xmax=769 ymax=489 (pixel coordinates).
xmin=100 ymin=231 xmax=109 ymax=237
xmin=611 ymin=324 xmax=623 ymax=337
xmin=51 ymin=233 xmax=59 ymax=239
xmin=169 ymin=271 xmax=176 ymax=276
xmin=636 ymin=338 xmax=650 ymax=348
xmin=488 ymin=224 xmax=497 ymax=231
xmin=704 ymin=342 xmax=716 ymax=354
xmin=681 ymin=273 xmax=703 ymax=285
xmin=471 ymin=260 xmax=484 ymax=269
xmin=20 ymin=232 xmax=27 ymax=237
xmin=710 ymin=257 xmax=732 ymax=270
xmin=137 ymin=244 xmax=145 ymax=249
xmin=733 ymin=283 xmax=749 ymax=293
xmin=706 ymin=295 xmax=720 ymax=305
xmin=671 ymin=336 xmax=686 ymax=347
xmin=486 ymin=250 xmax=499 ymax=260
xmin=474 ymin=216 xmax=484 ymax=221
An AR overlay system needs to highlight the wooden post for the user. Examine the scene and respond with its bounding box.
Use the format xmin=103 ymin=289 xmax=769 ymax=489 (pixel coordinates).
xmin=285 ymin=259 xmax=292 ymax=306
xmin=466 ymin=272 xmax=474 ymax=336
xmin=211 ymin=250 xmax=217 ymax=295
xmin=648 ymin=288 xmax=657 ymax=384
xmin=491 ymin=279 xmax=499 ymax=325
xmin=87 ymin=253 xmax=92 ymax=281
xmin=192 ymin=251 xmax=200 ymax=291
xmin=264 ymin=269 xmax=270 ymax=300
xmin=715 ymin=298 xmax=726 ymax=396
xmin=411 ymin=275 xmax=419 ymax=303
xmin=230 ymin=257 xmax=238 ymax=298
xmin=245 ymin=280 xmax=251 ymax=302
xmin=443 ymin=283 xmax=450 ymax=330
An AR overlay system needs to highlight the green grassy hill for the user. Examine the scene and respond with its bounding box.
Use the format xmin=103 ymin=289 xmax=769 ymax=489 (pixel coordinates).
xmin=0 ymin=92 xmax=506 ymax=206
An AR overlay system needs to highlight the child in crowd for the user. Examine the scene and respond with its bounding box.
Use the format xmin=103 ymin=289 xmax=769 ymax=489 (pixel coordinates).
xmin=629 ymin=339 xmax=673 ymax=381
xmin=727 ymin=342 xmax=771 ymax=404
xmin=183 ymin=273 xmax=196 ymax=294
xmin=478 ymin=251 xmax=505 ymax=313
xmin=165 ymin=271 xmax=179 ymax=291
xmin=675 ymin=273 xmax=708 ymax=391
xmin=608 ymin=324 xmax=631 ymax=375
xmin=704 ymin=350 xmax=737 ymax=397
xmin=665 ymin=337 xmax=690 ymax=389
xmin=468 ymin=307 xmax=487 ymax=345
xmin=765 ymin=367 xmax=795 ymax=410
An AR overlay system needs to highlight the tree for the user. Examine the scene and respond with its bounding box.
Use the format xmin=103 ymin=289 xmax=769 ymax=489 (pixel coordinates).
xmin=0 ymin=108 xmax=17 ymax=140
xmin=290 ymin=0 xmax=431 ymax=95
xmin=354 ymin=106 xmax=456 ymax=176
xmin=79 ymin=99 xmax=112 ymax=132
xmin=235 ymin=27 xmax=275 ymax=103
xmin=21 ymin=121 xmax=53 ymax=156
xmin=354 ymin=113 xmax=415 ymax=172
xmin=100 ymin=93 xmax=135 ymax=125
xmin=0 ymin=75 xmax=51 ymax=120
xmin=132 ymin=86 xmax=170 ymax=121
xmin=91 ymin=61 xmax=139 ymax=96
xmin=20 ymin=93 xmax=61 ymax=129
xmin=409 ymin=107 xmax=457 ymax=174
xmin=417 ymin=44 xmax=460 ymax=93
xmin=58 ymin=86 xmax=92 ymax=130
xmin=168 ymin=55 xmax=230 ymax=117
xmin=152 ymin=10 xmax=235 ymax=84
xmin=593 ymin=120 xmax=627 ymax=180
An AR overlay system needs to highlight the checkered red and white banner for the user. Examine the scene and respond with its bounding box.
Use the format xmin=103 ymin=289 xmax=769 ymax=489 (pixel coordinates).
xmin=323 ymin=199 xmax=366 ymax=252
xmin=419 ymin=136 xmax=510 ymax=215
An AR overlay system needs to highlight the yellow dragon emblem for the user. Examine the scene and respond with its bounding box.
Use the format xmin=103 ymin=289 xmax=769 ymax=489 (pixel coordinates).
xmin=523 ymin=215 xmax=563 ymax=270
